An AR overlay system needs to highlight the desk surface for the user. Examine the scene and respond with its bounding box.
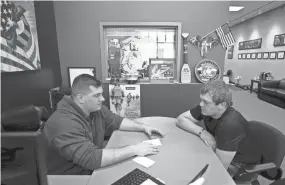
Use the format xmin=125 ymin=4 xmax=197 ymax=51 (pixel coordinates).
xmin=88 ymin=117 xmax=236 ymax=185
xmin=47 ymin=175 xmax=90 ymax=185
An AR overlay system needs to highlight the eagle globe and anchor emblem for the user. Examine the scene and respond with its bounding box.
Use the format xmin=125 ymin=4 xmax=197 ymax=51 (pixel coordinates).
xmin=194 ymin=59 xmax=221 ymax=83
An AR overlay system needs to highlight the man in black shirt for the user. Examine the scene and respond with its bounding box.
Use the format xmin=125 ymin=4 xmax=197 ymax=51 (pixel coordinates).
xmin=176 ymin=80 xmax=261 ymax=181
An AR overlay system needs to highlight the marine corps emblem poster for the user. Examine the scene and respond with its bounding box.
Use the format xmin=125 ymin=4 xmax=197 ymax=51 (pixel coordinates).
xmin=109 ymin=84 xmax=141 ymax=119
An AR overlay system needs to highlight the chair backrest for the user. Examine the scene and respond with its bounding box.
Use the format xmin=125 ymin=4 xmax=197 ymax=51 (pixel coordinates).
xmin=1 ymin=105 xmax=49 ymax=132
xmin=248 ymin=121 xmax=285 ymax=179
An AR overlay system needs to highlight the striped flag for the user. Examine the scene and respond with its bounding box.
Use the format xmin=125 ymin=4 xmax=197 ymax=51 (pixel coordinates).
xmin=215 ymin=23 xmax=235 ymax=49
xmin=1 ymin=0 xmax=40 ymax=72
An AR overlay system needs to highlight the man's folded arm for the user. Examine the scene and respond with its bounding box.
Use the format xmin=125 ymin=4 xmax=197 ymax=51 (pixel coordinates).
xmin=176 ymin=109 xmax=203 ymax=136
xmin=53 ymin=129 xmax=137 ymax=170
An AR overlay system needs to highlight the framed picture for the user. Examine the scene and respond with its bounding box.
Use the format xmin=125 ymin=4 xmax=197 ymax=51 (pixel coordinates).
xmin=68 ymin=67 xmax=96 ymax=87
xmin=242 ymin=53 xmax=246 ymax=59
xmin=1 ymin=1 xmax=41 ymax=73
xmin=238 ymin=54 xmax=242 ymax=59
xmin=246 ymin=53 xmax=251 ymax=59
xmin=239 ymin=38 xmax=262 ymax=50
xmin=227 ymin=45 xmax=234 ymax=59
xmin=99 ymin=22 xmax=182 ymax=82
xmin=273 ymin=34 xmax=285 ymax=47
xmin=257 ymin=52 xmax=262 ymax=59
xmin=149 ymin=58 xmax=174 ymax=81
xmin=269 ymin=52 xmax=277 ymax=59
xmin=277 ymin=51 xmax=285 ymax=59
xmin=251 ymin=53 xmax=256 ymax=59
xmin=263 ymin=52 xmax=269 ymax=59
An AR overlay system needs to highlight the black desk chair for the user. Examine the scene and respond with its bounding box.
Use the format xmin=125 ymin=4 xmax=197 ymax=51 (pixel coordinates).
xmin=1 ymin=105 xmax=50 ymax=185
xmin=1 ymin=105 xmax=49 ymax=132
xmin=234 ymin=121 xmax=285 ymax=185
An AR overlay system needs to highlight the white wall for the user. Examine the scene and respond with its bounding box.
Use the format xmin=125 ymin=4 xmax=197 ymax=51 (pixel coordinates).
xmin=224 ymin=5 xmax=285 ymax=85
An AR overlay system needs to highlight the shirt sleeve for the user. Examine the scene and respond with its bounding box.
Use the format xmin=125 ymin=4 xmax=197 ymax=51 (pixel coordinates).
xmin=190 ymin=104 xmax=203 ymax=121
xmin=50 ymin=118 xmax=103 ymax=171
xmin=101 ymin=105 xmax=124 ymax=134
xmin=216 ymin=119 xmax=246 ymax=151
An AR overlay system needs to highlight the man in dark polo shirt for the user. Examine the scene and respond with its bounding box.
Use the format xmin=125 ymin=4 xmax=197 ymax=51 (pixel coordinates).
xmin=176 ymin=80 xmax=261 ymax=180
xmin=44 ymin=74 xmax=164 ymax=175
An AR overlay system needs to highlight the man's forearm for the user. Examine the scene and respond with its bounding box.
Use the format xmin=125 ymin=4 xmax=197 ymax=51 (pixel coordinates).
xmin=176 ymin=116 xmax=203 ymax=136
xmin=119 ymin=118 xmax=145 ymax=132
xmin=101 ymin=145 xmax=135 ymax=167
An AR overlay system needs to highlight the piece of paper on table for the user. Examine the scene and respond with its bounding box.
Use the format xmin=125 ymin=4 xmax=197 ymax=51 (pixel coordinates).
xmin=143 ymin=139 xmax=162 ymax=146
xmin=133 ymin=157 xmax=155 ymax=168
xmin=141 ymin=179 xmax=158 ymax=185
xmin=188 ymin=177 xmax=205 ymax=185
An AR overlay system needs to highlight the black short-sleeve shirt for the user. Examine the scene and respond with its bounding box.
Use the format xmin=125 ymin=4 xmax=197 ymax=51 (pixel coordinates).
xmin=190 ymin=105 xmax=261 ymax=164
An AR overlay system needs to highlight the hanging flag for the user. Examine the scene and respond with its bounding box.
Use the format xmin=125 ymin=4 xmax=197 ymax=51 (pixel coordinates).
xmin=215 ymin=23 xmax=235 ymax=49
xmin=1 ymin=0 xmax=40 ymax=72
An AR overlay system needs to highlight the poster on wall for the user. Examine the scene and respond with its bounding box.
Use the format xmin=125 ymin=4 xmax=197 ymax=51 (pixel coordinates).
xmin=239 ymin=38 xmax=262 ymax=50
xmin=1 ymin=1 xmax=41 ymax=72
xmin=149 ymin=58 xmax=174 ymax=81
xmin=109 ymin=84 xmax=141 ymax=119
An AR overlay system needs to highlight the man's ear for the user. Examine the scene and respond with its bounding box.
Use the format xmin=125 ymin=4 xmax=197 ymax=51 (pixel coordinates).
xmin=218 ymin=102 xmax=227 ymax=110
xmin=77 ymin=94 xmax=85 ymax=104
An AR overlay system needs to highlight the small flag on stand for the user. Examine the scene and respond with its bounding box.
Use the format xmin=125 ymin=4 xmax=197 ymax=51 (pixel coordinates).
xmin=215 ymin=23 xmax=235 ymax=49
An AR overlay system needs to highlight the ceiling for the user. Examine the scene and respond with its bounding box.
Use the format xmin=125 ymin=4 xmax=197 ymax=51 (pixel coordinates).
xmin=228 ymin=1 xmax=285 ymax=27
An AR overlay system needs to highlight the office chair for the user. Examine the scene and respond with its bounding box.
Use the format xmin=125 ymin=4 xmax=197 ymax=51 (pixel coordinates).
xmin=233 ymin=121 xmax=285 ymax=185
xmin=1 ymin=105 xmax=49 ymax=132
xmin=1 ymin=105 xmax=50 ymax=185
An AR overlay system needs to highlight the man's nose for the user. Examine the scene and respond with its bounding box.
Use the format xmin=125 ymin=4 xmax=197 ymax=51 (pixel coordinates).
xmin=100 ymin=96 xmax=105 ymax=102
xmin=200 ymin=101 xmax=204 ymax=107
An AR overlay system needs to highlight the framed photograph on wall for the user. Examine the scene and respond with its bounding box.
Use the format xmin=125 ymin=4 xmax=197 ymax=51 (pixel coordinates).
xmin=263 ymin=52 xmax=269 ymax=59
xmin=227 ymin=45 xmax=234 ymax=59
xmin=238 ymin=54 xmax=242 ymax=59
xmin=242 ymin=53 xmax=246 ymax=59
xmin=257 ymin=52 xmax=262 ymax=59
xmin=68 ymin=67 xmax=96 ymax=87
xmin=99 ymin=22 xmax=182 ymax=82
xmin=277 ymin=51 xmax=285 ymax=59
xmin=251 ymin=53 xmax=256 ymax=59
xmin=269 ymin=52 xmax=277 ymax=59
xmin=273 ymin=34 xmax=285 ymax=47
xmin=246 ymin=53 xmax=251 ymax=59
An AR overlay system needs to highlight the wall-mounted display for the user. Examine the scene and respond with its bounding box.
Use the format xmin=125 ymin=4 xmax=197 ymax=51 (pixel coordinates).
xmin=68 ymin=67 xmax=96 ymax=87
xmin=263 ymin=52 xmax=269 ymax=59
xmin=257 ymin=52 xmax=262 ymax=59
xmin=277 ymin=51 xmax=285 ymax=59
xmin=273 ymin=34 xmax=285 ymax=47
xmin=194 ymin=59 xmax=221 ymax=83
xmin=149 ymin=58 xmax=174 ymax=81
xmin=227 ymin=45 xmax=234 ymax=59
xmin=1 ymin=1 xmax=41 ymax=72
xmin=251 ymin=53 xmax=256 ymax=59
xmin=242 ymin=53 xmax=246 ymax=59
xmin=270 ymin=52 xmax=277 ymax=59
xmin=246 ymin=53 xmax=251 ymax=59
xmin=239 ymin=38 xmax=262 ymax=50
xmin=99 ymin=22 xmax=181 ymax=82
xmin=238 ymin=54 xmax=242 ymax=59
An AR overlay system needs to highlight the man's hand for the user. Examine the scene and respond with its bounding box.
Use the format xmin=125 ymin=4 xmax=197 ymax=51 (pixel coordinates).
xmin=130 ymin=142 xmax=159 ymax=156
xmin=200 ymin=130 xmax=216 ymax=150
xmin=143 ymin=125 xmax=165 ymax=138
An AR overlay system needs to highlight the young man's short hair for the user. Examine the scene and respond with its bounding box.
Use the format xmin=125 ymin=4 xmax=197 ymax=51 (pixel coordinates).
xmin=200 ymin=80 xmax=233 ymax=107
xmin=71 ymin=74 xmax=102 ymax=97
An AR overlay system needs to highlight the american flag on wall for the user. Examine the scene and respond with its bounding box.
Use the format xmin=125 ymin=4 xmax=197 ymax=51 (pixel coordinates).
xmin=215 ymin=23 xmax=235 ymax=49
xmin=1 ymin=0 xmax=40 ymax=72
